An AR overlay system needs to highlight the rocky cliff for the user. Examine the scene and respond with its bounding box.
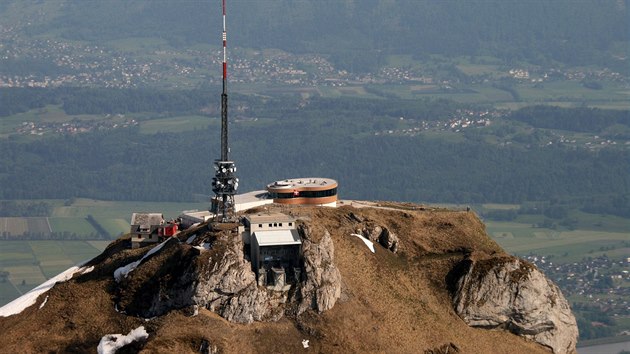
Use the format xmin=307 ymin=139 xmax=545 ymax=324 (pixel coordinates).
xmin=0 ymin=203 xmax=577 ymax=353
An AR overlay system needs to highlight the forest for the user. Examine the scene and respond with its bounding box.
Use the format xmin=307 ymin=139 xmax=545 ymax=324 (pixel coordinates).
xmin=14 ymin=0 xmax=629 ymax=72
xmin=0 ymin=88 xmax=628 ymax=219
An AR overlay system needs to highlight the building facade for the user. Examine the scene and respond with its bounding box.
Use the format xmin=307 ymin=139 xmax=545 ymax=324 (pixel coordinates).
xmin=240 ymin=213 xmax=302 ymax=289
xmin=266 ymin=178 xmax=338 ymax=207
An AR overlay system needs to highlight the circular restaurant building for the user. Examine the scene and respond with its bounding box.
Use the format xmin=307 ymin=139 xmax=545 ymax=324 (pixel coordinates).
xmin=266 ymin=178 xmax=338 ymax=206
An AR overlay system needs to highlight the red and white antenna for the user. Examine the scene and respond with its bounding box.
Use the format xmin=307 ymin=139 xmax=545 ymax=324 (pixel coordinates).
xmin=212 ymin=0 xmax=238 ymax=223
xmin=222 ymin=0 xmax=227 ymax=91
xmin=220 ymin=0 xmax=228 ymax=161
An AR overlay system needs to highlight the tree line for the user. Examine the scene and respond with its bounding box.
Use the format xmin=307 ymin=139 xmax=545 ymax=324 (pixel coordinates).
xmin=1 ymin=112 xmax=627 ymax=212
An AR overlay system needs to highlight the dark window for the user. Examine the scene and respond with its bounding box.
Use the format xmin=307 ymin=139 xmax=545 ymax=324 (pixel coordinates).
xmin=259 ymin=224 xmax=262 ymax=228
xmin=288 ymin=222 xmax=292 ymax=227
xmin=270 ymin=187 xmax=337 ymax=199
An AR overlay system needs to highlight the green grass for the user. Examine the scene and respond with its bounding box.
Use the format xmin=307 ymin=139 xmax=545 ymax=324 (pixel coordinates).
xmin=48 ymin=217 xmax=97 ymax=235
xmin=52 ymin=198 xmax=209 ymax=220
xmin=104 ymin=37 xmax=170 ymax=52
xmin=486 ymin=220 xmax=630 ymax=263
xmin=0 ymin=282 xmax=20 ymax=304
xmin=95 ymin=218 xmax=130 ymax=237
xmin=517 ymin=80 xmax=630 ymax=103
xmin=28 ymin=241 xmax=66 ymax=261
xmin=0 ymin=240 xmax=107 ymax=305
xmin=139 ymin=115 xmax=218 ymax=134
xmin=58 ymin=241 xmax=101 ymax=263
xmin=0 ymin=242 xmax=36 ymax=267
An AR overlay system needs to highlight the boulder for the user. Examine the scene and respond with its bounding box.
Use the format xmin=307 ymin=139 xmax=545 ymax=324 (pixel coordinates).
xmin=378 ymin=227 xmax=399 ymax=253
xmin=361 ymin=224 xmax=399 ymax=253
xmin=449 ymin=256 xmax=578 ymax=354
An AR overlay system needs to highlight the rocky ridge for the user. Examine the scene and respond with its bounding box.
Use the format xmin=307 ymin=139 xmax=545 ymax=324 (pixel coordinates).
xmin=0 ymin=203 xmax=578 ymax=353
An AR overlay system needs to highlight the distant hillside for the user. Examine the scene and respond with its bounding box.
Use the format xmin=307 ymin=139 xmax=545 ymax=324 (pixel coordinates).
xmin=7 ymin=0 xmax=629 ymax=71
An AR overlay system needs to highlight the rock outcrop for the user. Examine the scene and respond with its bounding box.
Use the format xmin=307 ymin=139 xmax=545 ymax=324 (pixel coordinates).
xmin=358 ymin=223 xmax=400 ymax=253
xmin=296 ymin=224 xmax=342 ymax=314
xmin=448 ymin=256 xmax=578 ymax=354
xmin=116 ymin=222 xmax=342 ymax=324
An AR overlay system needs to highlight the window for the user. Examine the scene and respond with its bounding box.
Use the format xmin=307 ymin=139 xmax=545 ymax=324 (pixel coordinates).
xmin=269 ymin=223 xmax=272 ymax=227
xmin=259 ymin=224 xmax=262 ymax=228
xmin=273 ymin=223 xmax=277 ymax=227
xmin=288 ymin=222 xmax=292 ymax=227
xmin=279 ymin=223 xmax=283 ymax=227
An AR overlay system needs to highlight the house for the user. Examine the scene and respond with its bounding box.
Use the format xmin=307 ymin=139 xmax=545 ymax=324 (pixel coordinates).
xmin=130 ymin=213 xmax=165 ymax=249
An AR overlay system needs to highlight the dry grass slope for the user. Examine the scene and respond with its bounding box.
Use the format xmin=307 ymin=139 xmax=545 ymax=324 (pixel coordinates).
xmin=0 ymin=203 xmax=552 ymax=353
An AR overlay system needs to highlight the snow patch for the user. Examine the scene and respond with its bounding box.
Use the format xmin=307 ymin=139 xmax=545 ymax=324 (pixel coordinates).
xmin=350 ymin=234 xmax=375 ymax=253
xmin=97 ymin=326 xmax=149 ymax=354
xmin=38 ymin=296 xmax=48 ymax=309
xmin=302 ymin=339 xmax=310 ymax=348
xmin=0 ymin=263 xmax=88 ymax=317
xmin=193 ymin=242 xmax=211 ymax=251
xmin=114 ymin=239 xmax=169 ymax=282
xmin=81 ymin=266 xmax=94 ymax=274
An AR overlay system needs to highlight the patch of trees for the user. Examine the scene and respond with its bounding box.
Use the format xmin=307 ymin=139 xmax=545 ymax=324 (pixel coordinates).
xmin=0 ymin=231 xmax=106 ymax=241
xmin=508 ymin=106 xmax=630 ymax=133
xmin=0 ymin=200 xmax=52 ymax=217
xmin=85 ymin=215 xmax=111 ymax=239
xmin=0 ymin=87 xmax=217 ymax=117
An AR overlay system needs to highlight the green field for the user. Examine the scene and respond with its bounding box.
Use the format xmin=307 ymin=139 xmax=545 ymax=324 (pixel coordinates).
xmin=139 ymin=115 xmax=218 ymax=134
xmin=0 ymin=240 xmax=105 ymax=306
xmin=486 ymin=221 xmax=630 ymax=263
xmin=52 ymin=198 xmax=209 ymax=220
xmin=1 ymin=199 xmax=209 ymax=240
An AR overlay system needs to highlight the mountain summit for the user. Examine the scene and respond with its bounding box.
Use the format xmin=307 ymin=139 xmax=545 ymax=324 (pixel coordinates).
xmin=0 ymin=203 xmax=577 ymax=353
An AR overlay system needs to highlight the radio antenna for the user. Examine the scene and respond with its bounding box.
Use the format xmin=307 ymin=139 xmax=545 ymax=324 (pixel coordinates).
xmin=211 ymin=0 xmax=238 ymax=223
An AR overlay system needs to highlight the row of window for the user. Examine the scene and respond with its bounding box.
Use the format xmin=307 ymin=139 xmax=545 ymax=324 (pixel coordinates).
xmin=269 ymin=188 xmax=337 ymax=199
xmin=258 ymin=222 xmax=293 ymax=228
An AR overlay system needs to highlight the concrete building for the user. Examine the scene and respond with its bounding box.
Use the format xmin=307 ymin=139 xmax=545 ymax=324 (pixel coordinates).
xmin=266 ymin=178 xmax=338 ymax=207
xmin=179 ymin=190 xmax=273 ymax=229
xmin=130 ymin=213 xmax=164 ymax=249
xmin=240 ymin=213 xmax=302 ymax=289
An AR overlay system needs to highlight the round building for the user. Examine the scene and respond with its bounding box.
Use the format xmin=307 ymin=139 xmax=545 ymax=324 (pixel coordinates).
xmin=266 ymin=178 xmax=338 ymax=206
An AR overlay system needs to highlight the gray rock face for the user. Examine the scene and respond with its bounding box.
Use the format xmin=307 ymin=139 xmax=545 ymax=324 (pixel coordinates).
xmin=117 ymin=223 xmax=342 ymax=324
xmin=360 ymin=224 xmax=399 ymax=253
xmin=449 ymin=256 xmax=578 ymax=354
xmin=297 ymin=224 xmax=342 ymax=314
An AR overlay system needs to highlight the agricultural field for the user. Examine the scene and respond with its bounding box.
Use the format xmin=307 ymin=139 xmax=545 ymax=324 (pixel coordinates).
xmin=138 ymin=115 xmax=219 ymax=134
xmin=0 ymin=240 xmax=107 ymax=306
xmin=486 ymin=221 xmax=629 ymax=264
xmin=0 ymin=217 xmax=51 ymax=237
xmin=1 ymin=199 xmax=209 ymax=239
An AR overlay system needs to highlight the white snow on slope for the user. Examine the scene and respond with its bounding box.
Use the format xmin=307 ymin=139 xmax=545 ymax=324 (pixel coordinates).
xmin=38 ymin=296 xmax=48 ymax=309
xmin=0 ymin=263 xmax=92 ymax=317
xmin=114 ymin=239 xmax=169 ymax=282
xmin=97 ymin=326 xmax=149 ymax=354
xmin=350 ymin=233 xmax=375 ymax=253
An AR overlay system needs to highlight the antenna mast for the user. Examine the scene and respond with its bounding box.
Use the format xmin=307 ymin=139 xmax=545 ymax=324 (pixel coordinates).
xmin=220 ymin=0 xmax=228 ymax=161
xmin=211 ymin=0 xmax=238 ymax=222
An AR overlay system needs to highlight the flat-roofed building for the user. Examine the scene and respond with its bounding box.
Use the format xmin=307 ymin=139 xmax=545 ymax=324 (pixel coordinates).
xmin=239 ymin=212 xmax=297 ymax=245
xmin=266 ymin=178 xmax=338 ymax=207
xmin=240 ymin=213 xmax=302 ymax=289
